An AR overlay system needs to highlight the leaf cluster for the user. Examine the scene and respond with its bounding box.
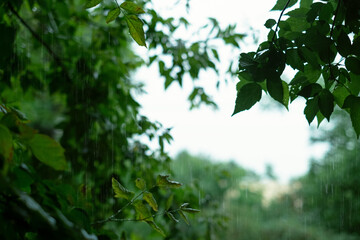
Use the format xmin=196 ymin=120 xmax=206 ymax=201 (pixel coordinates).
xmin=233 ymin=0 xmax=360 ymax=137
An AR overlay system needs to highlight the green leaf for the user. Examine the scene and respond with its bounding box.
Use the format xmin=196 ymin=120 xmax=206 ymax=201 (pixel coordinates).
xmin=166 ymin=212 xmax=179 ymax=223
xmin=211 ymin=49 xmax=220 ymax=61
xmin=239 ymin=53 xmax=256 ymax=69
xmin=135 ymin=178 xmax=146 ymax=190
xmin=298 ymin=83 xmax=322 ymax=99
xmin=147 ymin=221 xmax=166 ymax=237
xmin=120 ymin=2 xmax=145 ymax=14
xmin=112 ymin=178 xmax=135 ymax=200
xmin=28 ymin=134 xmax=67 ymax=171
xmin=85 ymin=0 xmax=102 ymax=8
xmin=265 ymin=19 xmax=277 ymax=29
xmin=319 ymin=3 xmax=333 ymax=22
xmin=286 ymin=49 xmax=304 ymax=71
xmin=272 ymin=0 xmax=298 ymax=11
xmin=345 ymin=57 xmax=360 ymax=75
xmin=267 ymin=75 xmax=284 ymax=104
xmin=336 ymin=30 xmax=352 ymax=57
xmin=166 ymin=194 xmax=174 ymax=210
xmin=133 ymin=200 xmax=153 ymax=221
xmin=352 ymin=37 xmax=360 ymax=56
xmin=304 ymin=97 xmax=319 ymax=124
xmin=178 ymin=210 xmax=189 ymax=225
xmin=300 ymin=0 xmax=313 ymax=8
xmin=0 ymin=124 xmax=13 ymax=162
xmin=342 ymin=96 xmax=360 ymax=138
xmin=125 ymin=15 xmax=146 ymax=47
xmin=333 ymin=86 xmax=350 ymax=107
xmin=316 ymin=112 xmax=325 ymax=128
xmin=232 ymin=83 xmax=262 ymax=116
xmin=282 ymin=80 xmax=290 ymax=108
xmin=106 ymin=8 xmax=120 ymax=24
xmin=318 ymin=89 xmax=334 ymax=121
xmin=181 ymin=208 xmax=201 ymax=214
xmin=143 ymin=192 xmax=158 ymax=212
xmin=156 ymin=175 xmax=182 ymax=188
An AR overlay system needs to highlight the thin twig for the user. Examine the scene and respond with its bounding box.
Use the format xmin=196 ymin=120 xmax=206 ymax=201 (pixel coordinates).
xmin=7 ymin=3 xmax=71 ymax=83
xmin=272 ymin=0 xmax=291 ymax=42
xmin=330 ymin=0 xmax=342 ymax=39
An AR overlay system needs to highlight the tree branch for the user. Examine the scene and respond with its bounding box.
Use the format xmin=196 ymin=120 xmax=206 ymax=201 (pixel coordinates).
xmin=7 ymin=3 xmax=71 ymax=83
xmin=272 ymin=0 xmax=291 ymax=42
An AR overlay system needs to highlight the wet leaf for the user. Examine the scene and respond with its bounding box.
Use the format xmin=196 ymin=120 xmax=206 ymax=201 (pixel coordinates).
xmin=143 ymin=192 xmax=158 ymax=211
xmin=232 ymin=83 xmax=262 ymax=115
xmin=304 ymin=97 xmax=319 ymax=124
xmin=120 ymin=2 xmax=145 ymax=14
xmin=156 ymin=175 xmax=182 ymax=188
xmin=135 ymin=178 xmax=146 ymax=190
xmin=125 ymin=15 xmax=146 ymax=47
xmin=28 ymin=134 xmax=67 ymax=171
xmin=112 ymin=178 xmax=134 ymax=200
xmin=166 ymin=212 xmax=179 ymax=222
xmin=318 ymin=89 xmax=334 ymax=121
xmin=85 ymin=0 xmax=102 ymax=8
xmin=106 ymin=8 xmax=120 ymax=24
xmin=178 ymin=210 xmax=189 ymax=225
xmin=181 ymin=208 xmax=201 ymax=213
xmin=147 ymin=221 xmax=166 ymax=237
xmin=133 ymin=200 xmax=153 ymax=221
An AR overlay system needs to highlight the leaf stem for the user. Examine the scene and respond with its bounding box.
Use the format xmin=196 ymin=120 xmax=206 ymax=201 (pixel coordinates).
xmin=110 ymin=207 xmax=182 ymax=222
xmin=272 ymin=0 xmax=291 ymax=42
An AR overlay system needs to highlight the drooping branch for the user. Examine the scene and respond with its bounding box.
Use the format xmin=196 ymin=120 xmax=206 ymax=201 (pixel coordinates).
xmin=7 ymin=3 xmax=71 ymax=83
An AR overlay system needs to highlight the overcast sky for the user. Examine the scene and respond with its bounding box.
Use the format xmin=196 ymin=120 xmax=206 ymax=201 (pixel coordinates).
xmin=135 ymin=0 xmax=329 ymax=183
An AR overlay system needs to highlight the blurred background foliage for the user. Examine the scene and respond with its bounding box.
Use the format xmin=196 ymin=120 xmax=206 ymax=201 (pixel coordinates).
xmin=1 ymin=0 xmax=360 ymax=239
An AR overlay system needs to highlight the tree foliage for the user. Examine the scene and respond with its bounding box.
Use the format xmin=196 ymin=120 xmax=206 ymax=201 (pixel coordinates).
xmin=233 ymin=0 xmax=360 ymax=137
xmin=0 ymin=0 xmax=244 ymax=239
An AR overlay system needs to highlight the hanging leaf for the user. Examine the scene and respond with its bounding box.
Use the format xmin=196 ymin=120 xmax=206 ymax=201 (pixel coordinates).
xmin=125 ymin=15 xmax=146 ymax=47
xmin=133 ymin=200 xmax=153 ymax=221
xmin=85 ymin=0 xmax=102 ymax=9
xmin=304 ymin=97 xmax=319 ymax=124
xmin=181 ymin=208 xmax=201 ymax=213
xmin=178 ymin=210 xmax=190 ymax=225
xmin=112 ymin=178 xmax=134 ymax=200
xmin=232 ymin=83 xmax=262 ymax=116
xmin=166 ymin=194 xmax=174 ymax=210
xmin=147 ymin=221 xmax=166 ymax=237
xmin=0 ymin=124 xmax=13 ymax=162
xmin=166 ymin=212 xmax=179 ymax=223
xmin=143 ymin=192 xmax=158 ymax=211
xmin=28 ymin=134 xmax=67 ymax=171
xmin=135 ymin=178 xmax=146 ymax=190
xmin=106 ymin=8 xmax=120 ymax=24
xmin=156 ymin=175 xmax=182 ymax=188
xmin=267 ymin=75 xmax=284 ymax=105
xmin=120 ymin=2 xmax=145 ymax=14
xmin=318 ymin=89 xmax=334 ymax=121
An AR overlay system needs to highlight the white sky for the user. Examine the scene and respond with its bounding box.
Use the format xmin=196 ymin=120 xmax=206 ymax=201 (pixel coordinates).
xmin=135 ymin=0 xmax=328 ymax=183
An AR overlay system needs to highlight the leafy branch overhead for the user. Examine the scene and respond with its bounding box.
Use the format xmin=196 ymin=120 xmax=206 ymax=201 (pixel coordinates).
xmin=232 ymin=0 xmax=360 ymax=137
xmin=86 ymin=0 xmax=147 ymax=46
